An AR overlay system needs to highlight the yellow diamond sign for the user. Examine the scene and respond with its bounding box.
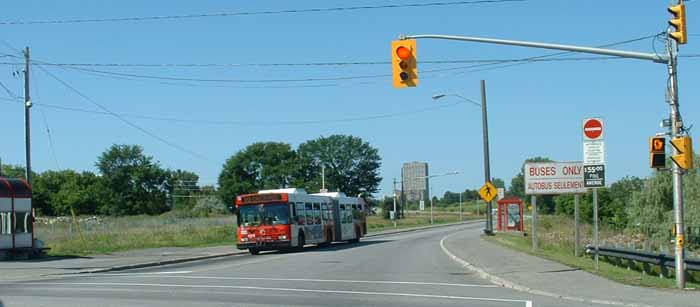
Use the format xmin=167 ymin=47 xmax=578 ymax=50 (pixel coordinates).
xmin=479 ymin=181 xmax=497 ymax=202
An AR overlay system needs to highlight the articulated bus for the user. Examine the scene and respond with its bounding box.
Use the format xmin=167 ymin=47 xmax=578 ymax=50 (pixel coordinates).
xmin=235 ymin=188 xmax=367 ymax=255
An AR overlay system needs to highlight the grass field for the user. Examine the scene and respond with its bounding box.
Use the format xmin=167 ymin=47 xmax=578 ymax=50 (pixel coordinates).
xmin=36 ymin=210 xmax=479 ymax=256
xmin=485 ymin=215 xmax=700 ymax=289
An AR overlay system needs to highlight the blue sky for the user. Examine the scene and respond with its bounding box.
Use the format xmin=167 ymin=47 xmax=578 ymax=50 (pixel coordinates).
xmin=1 ymin=0 xmax=699 ymax=199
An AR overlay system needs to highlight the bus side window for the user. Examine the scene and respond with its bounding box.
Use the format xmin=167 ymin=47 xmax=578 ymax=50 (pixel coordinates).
xmin=313 ymin=203 xmax=321 ymax=225
xmin=321 ymin=203 xmax=328 ymax=221
xmin=339 ymin=205 xmax=346 ymax=224
xmin=296 ymin=202 xmax=305 ymax=225
xmin=305 ymin=203 xmax=313 ymax=225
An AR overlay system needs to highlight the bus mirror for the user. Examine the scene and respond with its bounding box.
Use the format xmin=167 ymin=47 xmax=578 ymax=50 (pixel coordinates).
xmin=227 ymin=205 xmax=236 ymax=214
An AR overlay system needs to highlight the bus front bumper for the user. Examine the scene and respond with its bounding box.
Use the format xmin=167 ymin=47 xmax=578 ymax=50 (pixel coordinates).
xmin=237 ymin=240 xmax=292 ymax=250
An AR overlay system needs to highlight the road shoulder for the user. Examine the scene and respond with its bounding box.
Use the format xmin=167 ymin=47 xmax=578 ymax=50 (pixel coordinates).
xmin=440 ymin=228 xmax=700 ymax=307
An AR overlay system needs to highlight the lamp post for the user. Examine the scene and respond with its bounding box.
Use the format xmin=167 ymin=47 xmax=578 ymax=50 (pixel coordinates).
xmin=433 ymin=82 xmax=493 ymax=234
xmin=415 ymin=171 xmax=460 ymax=224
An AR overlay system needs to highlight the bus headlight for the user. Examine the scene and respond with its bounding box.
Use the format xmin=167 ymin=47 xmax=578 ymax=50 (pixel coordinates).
xmin=278 ymin=235 xmax=288 ymax=240
xmin=240 ymin=238 xmax=249 ymax=242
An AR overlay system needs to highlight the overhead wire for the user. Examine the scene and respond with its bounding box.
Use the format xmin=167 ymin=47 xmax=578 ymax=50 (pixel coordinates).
xmin=34 ymin=64 xmax=216 ymax=164
xmin=0 ymin=0 xmax=526 ymax=25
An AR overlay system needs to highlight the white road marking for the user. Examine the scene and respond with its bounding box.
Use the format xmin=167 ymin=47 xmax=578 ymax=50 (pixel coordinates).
xmin=21 ymin=282 xmax=533 ymax=306
xmin=90 ymin=274 xmax=499 ymax=288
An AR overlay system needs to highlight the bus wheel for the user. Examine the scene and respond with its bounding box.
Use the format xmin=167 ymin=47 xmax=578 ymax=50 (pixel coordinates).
xmin=295 ymin=232 xmax=305 ymax=252
xmin=249 ymin=248 xmax=260 ymax=255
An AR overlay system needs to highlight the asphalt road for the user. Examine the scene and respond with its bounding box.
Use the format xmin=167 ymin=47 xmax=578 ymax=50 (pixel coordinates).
xmin=0 ymin=223 xmax=611 ymax=307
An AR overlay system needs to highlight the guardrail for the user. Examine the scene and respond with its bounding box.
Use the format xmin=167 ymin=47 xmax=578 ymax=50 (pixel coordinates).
xmin=585 ymin=244 xmax=700 ymax=272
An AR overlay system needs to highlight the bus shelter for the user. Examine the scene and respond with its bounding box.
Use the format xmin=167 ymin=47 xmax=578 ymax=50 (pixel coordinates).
xmin=0 ymin=178 xmax=34 ymax=252
xmin=497 ymin=196 xmax=524 ymax=232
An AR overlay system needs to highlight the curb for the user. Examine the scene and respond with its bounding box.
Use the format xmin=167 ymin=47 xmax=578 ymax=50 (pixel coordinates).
xmin=77 ymin=220 xmax=483 ymax=274
xmin=75 ymin=251 xmax=248 ymax=275
xmin=439 ymin=231 xmax=655 ymax=307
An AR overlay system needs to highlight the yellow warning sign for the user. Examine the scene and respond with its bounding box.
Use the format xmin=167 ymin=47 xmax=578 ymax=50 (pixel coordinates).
xmin=479 ymin=181 xmax=498 ymax=202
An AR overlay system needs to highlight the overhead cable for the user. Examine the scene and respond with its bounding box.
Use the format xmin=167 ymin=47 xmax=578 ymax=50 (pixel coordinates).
xmin=0 ymin=0 xmax=525 ymax=25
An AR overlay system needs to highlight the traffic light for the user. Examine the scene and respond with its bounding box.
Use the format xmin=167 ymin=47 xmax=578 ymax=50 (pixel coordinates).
xmin=670 ymin=136 xmax=693 ymax=170
xmin=650 ymin=136 xmax=666 ymax=169
xmin=668 ymin=3 xmax=688 ymax=44
xmin=391 ymin=39 xmax=418 ymax=88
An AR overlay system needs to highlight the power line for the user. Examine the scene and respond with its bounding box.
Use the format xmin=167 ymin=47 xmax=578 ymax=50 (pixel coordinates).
xmin=0 ymin=0 xmax=526 ymax=25
xmin=35 ymin=65 xmax=216 ymax=163
xmin=2 ymin=97 xmax=464 ymax=126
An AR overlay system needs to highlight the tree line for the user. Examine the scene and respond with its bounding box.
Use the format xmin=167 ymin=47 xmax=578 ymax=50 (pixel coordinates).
xmin=0 ymin=134 xmax=382 ymax=217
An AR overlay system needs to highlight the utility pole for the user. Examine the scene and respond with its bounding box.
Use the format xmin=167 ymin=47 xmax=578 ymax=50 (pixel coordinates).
xmin=24 ymin=47 xmax=32 ymax=186
xmin=401 ymin=168 xmax=405 ymax=218
xmin=481 ymin=80 xmax=493 ymax=235
xmin=321 ymin=164 xmax=326 ymax=191
xmin=667 ymin=20 xmax=685 ymax=289
xmin=392 ymin=178 xmax=398 ymax=228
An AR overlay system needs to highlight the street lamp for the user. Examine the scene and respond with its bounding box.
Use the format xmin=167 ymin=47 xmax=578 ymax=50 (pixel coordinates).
xmin=432 ymin=81 xmax=494 ymax=235
xmin=416 ymin=171 xmax=460 ymax=224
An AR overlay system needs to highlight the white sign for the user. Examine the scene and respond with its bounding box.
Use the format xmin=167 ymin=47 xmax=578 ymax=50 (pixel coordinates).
xmin=419 ymin=200 xmax=425 ymax=211
xmin=497 ymin=188 xmax=505 ymax=201
xmin=583 ymin=140 xmax=605 ymax=164
xmin=524 ymin=162 xmax=587 ymax=195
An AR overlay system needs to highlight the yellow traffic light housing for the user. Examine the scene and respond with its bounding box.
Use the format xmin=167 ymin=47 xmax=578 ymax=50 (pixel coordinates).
xmin=668 ymin=3 xmax=688 ymax=44
xmin=391 ymin=39 xmax=418 ymax=88
xmin=670 ymin=136 xmax=693 ymax=170
xmin=650 ymin=136 xmax=667 ymax=169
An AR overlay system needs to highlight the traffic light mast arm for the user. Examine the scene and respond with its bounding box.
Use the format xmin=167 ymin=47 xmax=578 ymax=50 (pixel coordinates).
xmin=400 ymin=34 xmax=669 ymax=64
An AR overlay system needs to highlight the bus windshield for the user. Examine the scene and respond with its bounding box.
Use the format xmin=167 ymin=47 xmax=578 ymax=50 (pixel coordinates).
xmin=238 ymin=203 xmax=290 ymax=226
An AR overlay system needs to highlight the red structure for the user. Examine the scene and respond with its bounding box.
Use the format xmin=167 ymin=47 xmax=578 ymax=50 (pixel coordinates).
xmin=0 ymin=178 xmax=34 ymax=253
xmin=497 ymin=196 xmax=524 ymax=232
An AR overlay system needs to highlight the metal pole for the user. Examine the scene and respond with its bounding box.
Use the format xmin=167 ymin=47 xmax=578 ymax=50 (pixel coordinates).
xmin=393 ymin=178 xmax=397 ymax=228
xmin=430 ymin=185 xmax=434 ymax=224
xmin=531 ymin=195 xmax=537 ymax=251
xmin=401 ymin=168 xmax=405 ymax=219
xmin=459 ymin=191 xmax=463 ymax=220
xmin=667 ymin=26 xmax=685 ymax=289
xmin=593 ymin=188 xmax=599 ymax=272
xmin=402 ymin=34 xmax=668 ymax=63
xmin=321 ymin=165 xmax=325 ymax=191
xmin=24 ymin=47 xmax=32 ymax=186
xmin=481 ymin=80 xmax=493 ymax=235
xmin=574 ymin=194 xmax=581 ymax=257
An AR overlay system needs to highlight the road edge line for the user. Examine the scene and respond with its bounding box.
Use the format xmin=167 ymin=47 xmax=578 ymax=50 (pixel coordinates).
xmin=438 ymin=231 xmax=654 ymax=307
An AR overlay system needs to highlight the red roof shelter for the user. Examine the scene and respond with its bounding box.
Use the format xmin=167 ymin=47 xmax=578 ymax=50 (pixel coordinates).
xmin=497 ymin=196 xmax=524 ymax=232
xmin=0 ymin=178 xmax=34 ymax=252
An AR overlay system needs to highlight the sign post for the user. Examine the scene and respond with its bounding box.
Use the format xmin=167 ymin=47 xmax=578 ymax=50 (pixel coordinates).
xmin=583 ymin=117 xmax=606 ymax=272
xmin=524 ymin=161 xmax=587 ymax=251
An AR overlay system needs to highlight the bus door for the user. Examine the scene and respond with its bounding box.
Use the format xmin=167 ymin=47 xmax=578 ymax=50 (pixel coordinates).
xmin=332 ymin=200 xmax=342 ymax=241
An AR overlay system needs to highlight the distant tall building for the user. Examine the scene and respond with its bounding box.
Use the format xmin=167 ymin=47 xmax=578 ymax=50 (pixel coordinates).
xmin=402 ymin=162 xmax=429 ymax=202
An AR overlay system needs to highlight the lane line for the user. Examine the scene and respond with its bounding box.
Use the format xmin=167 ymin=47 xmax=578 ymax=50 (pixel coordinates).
xmin=18 ymin=282 xmax=532 ymax=306
xmin=439 ymin=231 xmax=652 ymax=307
xmin=85 ymin=274 xmax=499 ymax=288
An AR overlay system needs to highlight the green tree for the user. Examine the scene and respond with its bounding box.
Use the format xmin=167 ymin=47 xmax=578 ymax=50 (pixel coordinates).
xmin=218 ymin=142 xmax=299 ymax=204
xmin=96 ymin=144 xmax=170 ymax=215
xmin=491 ymin=177 xmax=505 ymax=189
xmin=33 ymin=170 xmax=103 ymax=215
xmin=297 ymin=135 xmax=382 ymax=196
xmin=168 ymin=169 xmax=200 ymax=211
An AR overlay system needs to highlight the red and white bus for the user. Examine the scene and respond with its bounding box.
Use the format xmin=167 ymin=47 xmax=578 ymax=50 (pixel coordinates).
xmin=235 ymin=188 xmax=367 ymax=255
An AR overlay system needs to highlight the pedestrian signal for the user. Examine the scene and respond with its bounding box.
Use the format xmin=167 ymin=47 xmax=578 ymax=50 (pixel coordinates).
xmin=650 ymin=136 xmax=666 ymax=169
xmin=391 ymin=39 xmax=418 ymax=88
